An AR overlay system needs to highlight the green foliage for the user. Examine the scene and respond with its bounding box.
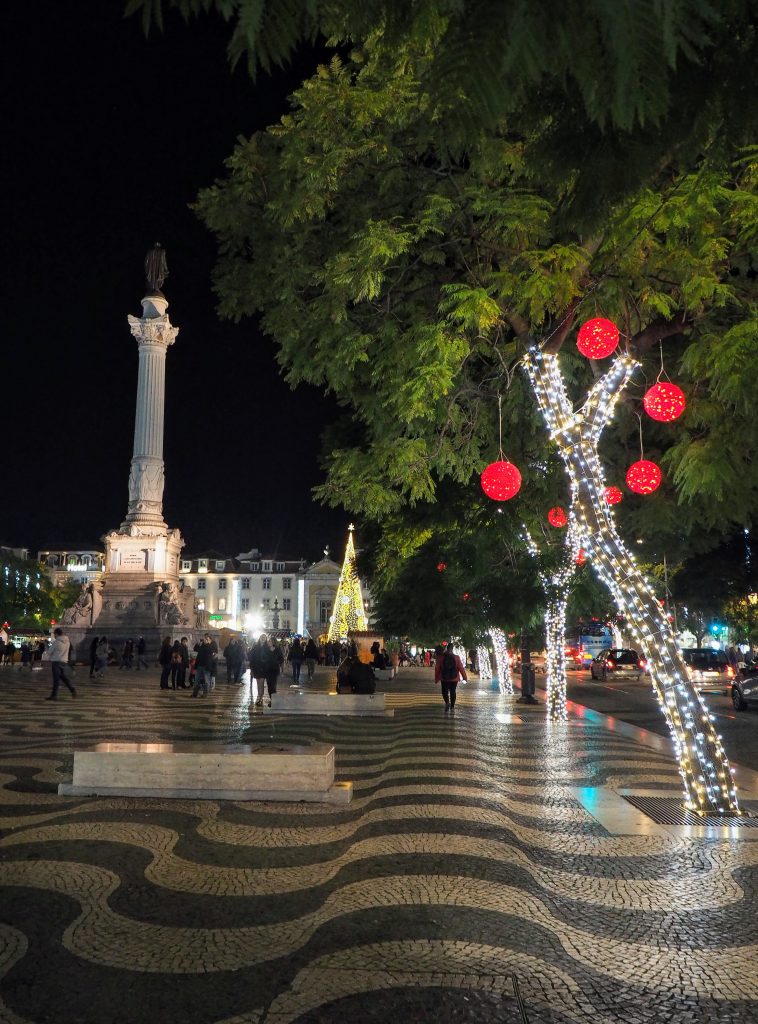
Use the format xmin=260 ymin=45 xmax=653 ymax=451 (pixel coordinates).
xmin=0 ymin=555 xmax=60 ymax=632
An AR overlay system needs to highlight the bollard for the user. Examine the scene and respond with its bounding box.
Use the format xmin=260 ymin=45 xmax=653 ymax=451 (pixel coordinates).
xmin=518 ymin=663 xmax=538 ymax=704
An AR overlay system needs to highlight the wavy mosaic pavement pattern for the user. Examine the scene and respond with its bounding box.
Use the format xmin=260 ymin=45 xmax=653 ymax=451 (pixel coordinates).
xmin=0 ymin=669 xmax=756 ymax=1024
xmin=3 ymin=821 xmax=754 ymax=910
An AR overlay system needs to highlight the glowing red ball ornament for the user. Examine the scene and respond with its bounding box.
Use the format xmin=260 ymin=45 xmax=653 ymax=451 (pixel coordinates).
xmin=436 ymin=561 xmax=447 ymax=572
xmin=604 ymin=486 xmax=623 ymax=506
xmin=575 ymin=549 xmax=586 ymax=565
xmin=547 ymin=506 xmax=568 ymax=528
xmin=626 ymin=459 xmax=662 ymax=494
xmin=480 ymin=460 xmax=522 ymax=501
xmin=643 ymin=382 xmax=686 ymax=422
xmin=576 ymin=317 xmax=619 ymax=359
xmin=462 ymin=592 xmax=470 ymax=602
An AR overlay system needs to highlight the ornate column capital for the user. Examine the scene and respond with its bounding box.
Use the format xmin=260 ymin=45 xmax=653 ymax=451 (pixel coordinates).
xmin=127 ymin=313 xmax=178 ymax=349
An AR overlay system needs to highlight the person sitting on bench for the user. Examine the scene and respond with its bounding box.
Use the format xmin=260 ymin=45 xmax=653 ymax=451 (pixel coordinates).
xmin=336 ymin=655 xmax=376 ymax=694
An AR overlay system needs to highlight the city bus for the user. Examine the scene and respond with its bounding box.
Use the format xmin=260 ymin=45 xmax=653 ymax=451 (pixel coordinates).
xmin=573 ymin=621 xmax=614 ymax=669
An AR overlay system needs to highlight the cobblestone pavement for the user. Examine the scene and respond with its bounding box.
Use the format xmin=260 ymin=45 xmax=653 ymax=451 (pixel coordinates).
xmin=0 ymin=664 xmax=756 ymax=1023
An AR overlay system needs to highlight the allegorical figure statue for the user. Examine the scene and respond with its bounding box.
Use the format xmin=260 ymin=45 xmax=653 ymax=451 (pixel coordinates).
xmin=61 ymin=583 xmax=94 ymax=626
xmin=144 ymin=242 xmax=169 ymax=293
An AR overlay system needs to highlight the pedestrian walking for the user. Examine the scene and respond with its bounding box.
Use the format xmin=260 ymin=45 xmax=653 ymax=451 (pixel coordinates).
xmin=20 ymin=642 xmax=33 ymax=671
xmin=288 ymin=637 xmax=304 ymax=684
xmin=136 ymin=636 xmax=149 ymax=670
xmin=120 ymin=638 xmax=134 ymax=670
xmin=158 ymin=636 xmax=173 ymax=689
xmin=249 ymin=633 xmax=280 ymax=707
xmin=176 ymin=636 xmax=190 ymax=688
xmin=170 ymin=640 xmax=184 ymax=688
xmin=94 ymin=636 xmax=109 ymax=678
xmin=304 ymin=637 xmax=319 ymax=681
xmin=88 ymin=635 xmax=99 ymax=678
xmin=42 ymin=628 xmax=77 ymax=700
xmin=434 ymin=644 xmax=467 ymax=712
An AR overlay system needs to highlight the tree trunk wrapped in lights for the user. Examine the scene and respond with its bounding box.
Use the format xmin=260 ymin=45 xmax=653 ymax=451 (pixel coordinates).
xmin=525 ymin=348 xmax=740 ymax=815
xmin=524 ymin=512 xmax=581 ymax=722
xmin=489 ymin=626 xmax=513 ymax=695
xmin=475 ymin=643 xmax=492 ymax=681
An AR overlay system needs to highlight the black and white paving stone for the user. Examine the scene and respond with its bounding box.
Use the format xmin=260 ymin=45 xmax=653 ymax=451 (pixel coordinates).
xmin=0 ymin=664 xmax=756 ymax=1023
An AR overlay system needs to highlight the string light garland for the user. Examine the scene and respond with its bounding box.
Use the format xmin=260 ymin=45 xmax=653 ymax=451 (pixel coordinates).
xmin=604 ymin=486 xmax=623 ymax=505
xmin=327 ymin=524 xmax=368 ymax=642
xmin=644 ymin=382 xmax=686 ymax=422
xmin=626 ymin=459 xmax=662 ymax=494
xmin=576 ymin=317 xmax=619 ymax=359
xmin=524 ymin=344 xmax=740 ymax=816
xmin=548 ymin=506 xmax=568 ymax=528
xmin=489 ymin=626 xmax=513 ymax=695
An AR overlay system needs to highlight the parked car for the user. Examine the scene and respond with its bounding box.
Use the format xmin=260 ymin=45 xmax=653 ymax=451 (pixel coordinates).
xmin=680 ymin=648 xmax=734 ymax=694
xmin=590 ymin=648 xmax=646 ymax=682
xmin=730 ymin=665 xmax=758 ymax=711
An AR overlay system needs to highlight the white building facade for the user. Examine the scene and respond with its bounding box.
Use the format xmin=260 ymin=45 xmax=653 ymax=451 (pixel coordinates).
xmin=178 ymin=546 xmax=373 ymax=638
xmin=38 ymin=548 xmax=106 ymax=588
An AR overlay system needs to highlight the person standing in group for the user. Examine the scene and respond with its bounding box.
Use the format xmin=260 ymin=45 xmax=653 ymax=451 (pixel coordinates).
xmin=136 ymin=636 xmax=149 ymax=670
xmin=88 ymin=635 xmax=99 ymax=678
xmin=175 ymin=637 xmax=190 ymax=688
xmin=304 ymin=637 xmax=319 ymax=682
xmin=158 ymin=636 xmax=173 ymax=689
xmin=223 ymin=638 xmax=241 ymax=683
xmin=170 ymin=640 xmax=184 ymax=688
xmin=434 ymin=644 xmax=467 ymax=712
xmin=249 ymin=633 xmax=280 ymax=707
xmin=20 ymin=642 xmax=33 ymax=671
xmin=192 ymin=635 xmax=216 ymax=698
xmin=42 ymin=628 xmax=76 ymax=700
xmin=288 ymin=637 xmax=304 ymax=683
xmin=94 ymin=636 xmax=109 ymax=678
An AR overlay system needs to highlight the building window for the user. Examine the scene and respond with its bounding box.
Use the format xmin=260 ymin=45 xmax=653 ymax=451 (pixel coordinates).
xmin=275 ymin=561 xmax=285 ymax=571
xmin=218 ymin=598 xmax=227 ymax=611
xmin=262 ymin=561 xmax=272 ymax=571
xmin=320 ymin=600 xmax=331 ymax=624
xmin=198 ymin=559 xmax=208 ymax=573
xmin=197 ymin=579 xmax=206 ymax=590
xmin=241 ymin=598 xmax=249 ymax=610
xmin=282 ymin=577 xmax=292 ymax=590
xmin=262 ymin=598 xmax=270 ymax=609
xmin=181 ymin=560 xmax=192 ymax=572
xmin=218 ymin=579 xmax=227 ymax=590
xmin=262 ymin=577 xmax=271 ymax=590
xmin=282 ymin=598 xmax=291 ymax=610
xmin=198 ymin=600 xmax=205 ymax=610
xmin=251 ymin=562 xmax=259 ymax=572
xmin=283 ymin=619 xmax=291 ymax=630
xmin=241 ymin=578 xmax=250 ymax=590
xmin=215 ymin=560 xmax=225 ymax=570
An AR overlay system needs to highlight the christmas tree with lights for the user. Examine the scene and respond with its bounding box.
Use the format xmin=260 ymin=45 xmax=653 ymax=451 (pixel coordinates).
xmin=327 ymin=524 xmax=368 ymax=641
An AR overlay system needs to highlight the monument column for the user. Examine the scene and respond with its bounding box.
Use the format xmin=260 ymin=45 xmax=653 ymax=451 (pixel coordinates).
xmin=124 ymin=288 xmax=178 ymax=529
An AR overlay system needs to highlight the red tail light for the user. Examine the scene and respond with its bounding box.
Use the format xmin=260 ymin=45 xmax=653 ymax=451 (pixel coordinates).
xmin=639 ymin=658 xmax=647 ymax=668
xmin=726 ymin=665 xmax=735 ymax=678
xmin=606 ymin=658 xmax=615 ymax=669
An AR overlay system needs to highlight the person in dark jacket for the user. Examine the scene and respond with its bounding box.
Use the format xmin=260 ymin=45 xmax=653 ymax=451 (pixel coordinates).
xmin=170 ymin=640 xmax=184 ymax=688
xmin=434 ymin=644 xmax=468 ymax=712
xmin=304 ymin=638 xmax=319 ymax=681
xmin=192 ymin=635 xmax=216 ymax=697
xmin=249 ymin=634 xmax=280 ymax=707
xmin=175 ymin=637 xmax=190 ymax=688
xmin=88 ymin=635 xmax=99 ymax=678
xmin=158 ymin=636 xmax=173 ymax=689
xmin=288 ymin=637 xmax=304 ymax=683
xmin=136 ymin=636 xmax=149 ymax=670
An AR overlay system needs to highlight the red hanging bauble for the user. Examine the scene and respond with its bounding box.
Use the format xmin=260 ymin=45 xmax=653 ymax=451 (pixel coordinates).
xmin=436 ymin=561 xmax=447 ymax=572
xmin=604 ymin=486 xmax=623 ymax=506
xmin=576 ymin=317 xmax=619 ymax=359
xmin=626 ymin=459 xmax=662 ymax=494
xmin=643 ymin=382 xmax=686 ymax=422
xmin=462 ymin=592 xmax=470 ymax=601
xmin=481 ymin=460 xmax=522 ymax=501
xmin=575 ymin=549 xmax=586 ymax=565
xmin=547 ymin=506 xmax=567 ymax=528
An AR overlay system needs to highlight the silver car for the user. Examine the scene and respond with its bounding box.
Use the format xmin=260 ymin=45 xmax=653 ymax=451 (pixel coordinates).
xmin=680 ymin=648 xmax=733 ymax=695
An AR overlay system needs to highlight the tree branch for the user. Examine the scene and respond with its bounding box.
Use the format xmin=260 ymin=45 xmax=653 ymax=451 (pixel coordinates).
xmin=629 ymin=312 xmax=692 ymax=357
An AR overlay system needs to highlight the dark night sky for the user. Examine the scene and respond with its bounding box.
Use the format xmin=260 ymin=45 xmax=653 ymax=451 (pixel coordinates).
xmin=3 ymin=2 xmax=347 ymax=562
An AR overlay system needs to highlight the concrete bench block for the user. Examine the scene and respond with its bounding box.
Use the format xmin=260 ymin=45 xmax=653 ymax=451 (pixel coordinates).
xmin=265 ymin=691 xmax=393 ymax=717
xmin=58 ymin=741 xmax=352 ymax=803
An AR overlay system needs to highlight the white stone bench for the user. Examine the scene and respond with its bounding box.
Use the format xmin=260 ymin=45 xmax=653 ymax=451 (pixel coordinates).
xmin=58 ymin=740 xmax=352 ymax=804
xmin=264 ymin=691 xmax=393 ymax=717
xmin=373 ymin=667 xmax=396 ymax=681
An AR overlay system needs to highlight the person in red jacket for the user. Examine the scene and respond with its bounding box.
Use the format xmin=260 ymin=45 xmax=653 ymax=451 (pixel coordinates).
xmin=434 ymin=644 xmax=467 ymax=712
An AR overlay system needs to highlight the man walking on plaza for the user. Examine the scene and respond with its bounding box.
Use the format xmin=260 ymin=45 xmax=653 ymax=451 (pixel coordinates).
xmin=42 ymin=628 xmax=77 ymax=700
xmin=434 ymin=643 xmax=467 ymax=712
xmin=135 ymin=636 xmax=149 ymax=670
